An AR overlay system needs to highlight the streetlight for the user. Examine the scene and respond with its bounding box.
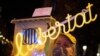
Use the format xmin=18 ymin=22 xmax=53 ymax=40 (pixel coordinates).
xmin=83 ymin=45 xmax=87 ymax=51
xmin=82 ymin=45 xmax=87 ymax=56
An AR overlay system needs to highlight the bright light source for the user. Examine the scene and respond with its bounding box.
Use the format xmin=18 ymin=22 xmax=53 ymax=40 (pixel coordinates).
xmin=38 ymin=39 xmax=42 ymax=45
xmin=83 ymin=45 xmax=87 ymax=51
xmin=0 ymin=35 xmax=3 ymax=38
xmin=97 ymin=53 xmax=100 ymax=56
xmin=6 ymin=39 xmax=8 ymax=41
xmin=6 ymin=39 xmax=9 ymax=43
xmin=3 ymin=37 xmax=5 ymax=39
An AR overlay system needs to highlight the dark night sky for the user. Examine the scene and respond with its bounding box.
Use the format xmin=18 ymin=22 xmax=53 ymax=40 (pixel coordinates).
xmin=0 ymin=0 xmax=100 ymax=44
xmin=1 ymin=0 xmax=44 ymax=40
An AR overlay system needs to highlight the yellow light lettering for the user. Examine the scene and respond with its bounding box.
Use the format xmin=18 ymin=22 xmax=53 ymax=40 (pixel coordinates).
xmin=66 ymin=14 xmax=72 ymax=31
xmin=13 ymin=3 xmax=98 ymax=56
xmin=49 ymin=21 xmax=61 ymax=40
xmin=48 ymin=27 xmax=56 ymax=38
xmin=41 ymin=32 xmax=47 ymax=45
xmin=15 ymin=33 xmax=28 ymax=56
xmin=61 ymin=22 xmax=70 ymax=33
xmin=70 ymin=18 xmax=76 ymax=32
xmin=38 ymin=28 xmax=47 ymax=45
xmin=86 ymin=3 xmax=97 ymax=24
xmin=74 ymin=12 xmax=85 ymax=28
xmin=64 ymin=14 xmax=72 ymax=33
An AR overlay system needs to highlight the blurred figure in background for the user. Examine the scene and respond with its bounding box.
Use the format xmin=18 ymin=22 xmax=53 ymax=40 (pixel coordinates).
xmin=53 ymin=33 xmax=76 ymax=56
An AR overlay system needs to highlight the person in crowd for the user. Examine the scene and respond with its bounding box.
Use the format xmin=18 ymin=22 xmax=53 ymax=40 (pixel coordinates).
xmin=53 ymin=33 xmax=76 ymax=56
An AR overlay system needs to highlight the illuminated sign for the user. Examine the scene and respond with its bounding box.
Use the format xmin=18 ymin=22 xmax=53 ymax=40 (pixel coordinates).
xmin=39 ymin=3 xmax=97 ymax=42
xmin=13 ymin=3 xmax=97 ymax=56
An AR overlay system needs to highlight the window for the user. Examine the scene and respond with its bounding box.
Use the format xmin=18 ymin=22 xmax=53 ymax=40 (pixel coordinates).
xmin=23 ymin=28 xmax=38 ymax=45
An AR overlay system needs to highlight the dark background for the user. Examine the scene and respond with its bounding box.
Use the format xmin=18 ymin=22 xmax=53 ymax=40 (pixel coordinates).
xmin=0 ymin=0 xmax=100 ymax=56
